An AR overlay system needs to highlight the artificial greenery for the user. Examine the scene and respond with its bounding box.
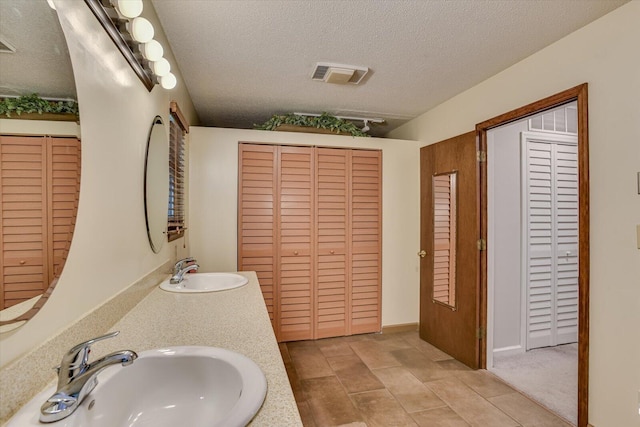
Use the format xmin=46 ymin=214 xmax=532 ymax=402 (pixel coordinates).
xmin=255 ymin=112 xmax=370 ymax=137
xmin=0 ymin=94 xmax=79 ymax=118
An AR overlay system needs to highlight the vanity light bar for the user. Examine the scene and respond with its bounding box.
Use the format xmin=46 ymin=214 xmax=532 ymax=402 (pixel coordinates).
xmin=86 ymin=0 xmax=176 ymax=91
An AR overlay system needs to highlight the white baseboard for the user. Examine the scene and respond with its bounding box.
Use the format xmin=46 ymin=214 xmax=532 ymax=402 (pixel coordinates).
xmin=493 ymin=345 xmax=525 ymax=357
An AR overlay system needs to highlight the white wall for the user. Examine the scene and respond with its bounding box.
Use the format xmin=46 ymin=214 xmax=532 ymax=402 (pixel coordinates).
xmin=488 ymin=120 xmax=526 ymax=353
xmin=0 ymin=0 xmax=197 ymax=367
xmin=389 ymin=2 xmax=640 ymax=425
xmin=189 ymin=128 xmax=422 ymax=328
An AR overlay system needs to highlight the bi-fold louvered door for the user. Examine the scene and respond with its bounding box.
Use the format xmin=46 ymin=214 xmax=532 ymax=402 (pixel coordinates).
xmin=523 ymin=132 xmax=578 ymax=350
xmin=238 ymin=143 xmax=381 ymax=342
xmin=0 ymin=135 xmax=81 ymax=309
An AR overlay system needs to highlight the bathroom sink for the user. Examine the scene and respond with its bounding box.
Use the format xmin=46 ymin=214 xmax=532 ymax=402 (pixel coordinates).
xmin=7 ymin=346 xmax=267 ymax=427
xmin=160 ymin=272 xmax=249 ymax=293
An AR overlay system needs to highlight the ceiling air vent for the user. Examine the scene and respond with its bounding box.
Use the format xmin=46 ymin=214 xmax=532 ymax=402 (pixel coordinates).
xmin=311 ymin=62 xmax=369 ymax=85
xmin=0 ymin=36 xmax=16 ymax=54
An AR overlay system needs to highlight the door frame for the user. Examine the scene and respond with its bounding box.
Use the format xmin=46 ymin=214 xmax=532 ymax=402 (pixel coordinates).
xmin=476 ymin=83 xmax=589 ymax=426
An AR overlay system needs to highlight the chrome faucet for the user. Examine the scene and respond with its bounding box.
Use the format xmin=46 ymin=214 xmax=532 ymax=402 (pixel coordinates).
xmin=40 ymin=331 xmax=137 ymax=423
xmin=173 ymin=257 xmax=196 ymax=274
xmin=170 ymin=263 xmax=199 ymax=284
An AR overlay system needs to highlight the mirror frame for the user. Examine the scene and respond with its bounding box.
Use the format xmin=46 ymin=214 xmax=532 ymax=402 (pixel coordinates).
xmin=144 ymin=115 xmax=169 ymax=253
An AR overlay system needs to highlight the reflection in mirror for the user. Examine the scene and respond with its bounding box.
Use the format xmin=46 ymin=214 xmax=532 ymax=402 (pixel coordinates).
xmin=0 ymin=0 xmax=79 ymax=328
xmin=144 ymin=116 xmax=169 ymax=253
xmin=432 ymin=172 xmax=457 ymax=309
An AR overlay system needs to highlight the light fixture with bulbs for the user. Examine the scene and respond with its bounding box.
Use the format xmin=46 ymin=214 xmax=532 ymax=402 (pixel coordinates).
xmin=84 ymin=0 xmax=177 ymax=91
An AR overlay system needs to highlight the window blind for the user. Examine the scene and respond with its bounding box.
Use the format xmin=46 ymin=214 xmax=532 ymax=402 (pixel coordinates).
xmin=168 ymin=101 xmax=187 ymax=241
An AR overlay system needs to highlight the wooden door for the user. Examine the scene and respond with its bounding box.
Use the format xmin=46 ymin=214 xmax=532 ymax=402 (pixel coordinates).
xmin=315 ymin=148 xmax=349 ymax=338
xmin=350 ymin=149 xmax=382 ymax=334
xmin=419 ymin=131 xmax=480 ymax=369
xmin=238 ymin=144 xmax=278 ymax=325
xmin=278 ymin=146 xmax=315 ymax=341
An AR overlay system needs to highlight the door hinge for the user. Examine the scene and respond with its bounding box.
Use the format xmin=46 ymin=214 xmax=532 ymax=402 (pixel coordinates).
xmin=476 ymin=326 xmax=486 ymax=340
xmin=477 ymin=238 xmax=486 ymax=251
xmin=476 ymin=150 xmax=487 ymax=162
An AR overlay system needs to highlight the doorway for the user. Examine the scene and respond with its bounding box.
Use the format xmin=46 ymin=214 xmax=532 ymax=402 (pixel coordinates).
xmin=477 ymin=84 xmax=590 ymax=426
xmin=486 ymin=102 xmax=579 ymax=424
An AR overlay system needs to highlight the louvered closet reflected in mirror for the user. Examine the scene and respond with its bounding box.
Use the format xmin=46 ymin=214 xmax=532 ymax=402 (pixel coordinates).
xmin=432 ymin=171 xmax=457 ymax=309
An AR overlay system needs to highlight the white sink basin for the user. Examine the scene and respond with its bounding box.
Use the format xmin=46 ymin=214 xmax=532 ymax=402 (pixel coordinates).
xmin=7 ymin=346 xmax=267 ymax=427
xmin=160 ymin=273 xmax=249 ymax=293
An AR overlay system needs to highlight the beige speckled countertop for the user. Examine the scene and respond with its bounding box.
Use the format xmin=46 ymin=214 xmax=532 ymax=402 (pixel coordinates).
xmin=80 ymin=271 xmax=302 ymax=426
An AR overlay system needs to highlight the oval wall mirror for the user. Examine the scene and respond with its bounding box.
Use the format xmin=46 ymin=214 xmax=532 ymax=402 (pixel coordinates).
xmin=144 ymin=116 xmax=169 ymax=253
xmin=0 ymin=0 xmax=80 ymax=330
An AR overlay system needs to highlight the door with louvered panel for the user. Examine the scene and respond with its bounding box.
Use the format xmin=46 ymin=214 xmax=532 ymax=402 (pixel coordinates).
xmin=278 ymin=146 xmax=315 ymax=341
xmin=315 ymin=148 xmax=349 ymax=338
xmin=0 ymin=135 xmax=80 ymax=309
xmin=349 ymin=150 xmax=382 ymax=334
xmin=522 ymin=133 xmax=579 ymax=350
xmin=238 ymin=143 xmax=382 ymax=342
xmin=237 ymin=144 xmax=278 ymax=326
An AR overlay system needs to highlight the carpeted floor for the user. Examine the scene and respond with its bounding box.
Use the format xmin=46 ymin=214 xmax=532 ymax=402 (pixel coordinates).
xmin=490 ymin=343 xmax=578 ymax=425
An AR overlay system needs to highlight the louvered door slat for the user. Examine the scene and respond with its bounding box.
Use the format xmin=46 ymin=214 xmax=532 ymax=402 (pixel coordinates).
xmin=238 ymin=144 xmax=278 ymax=324
xmin=315 ymin=148 xmax=348 ymax=338
xmin=349 ymin=150 xmax=381 ymax=334
xmin=278 ymin=146 xmax=314 ymax=341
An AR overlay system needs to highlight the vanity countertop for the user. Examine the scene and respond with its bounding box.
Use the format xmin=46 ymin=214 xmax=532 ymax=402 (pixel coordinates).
xmin=96 ymin=271 xmax=302 ymax=426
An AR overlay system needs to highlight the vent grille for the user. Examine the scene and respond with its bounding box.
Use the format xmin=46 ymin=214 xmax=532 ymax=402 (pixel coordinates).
xmin=311 ymin=62 xmax=369 ymax=85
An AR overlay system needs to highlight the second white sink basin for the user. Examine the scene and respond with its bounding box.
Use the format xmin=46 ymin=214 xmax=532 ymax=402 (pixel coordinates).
xmin=160 ymin=272 xmax=249 ymax=293
xmin=7 ymin=346 xmax=267 ymax=427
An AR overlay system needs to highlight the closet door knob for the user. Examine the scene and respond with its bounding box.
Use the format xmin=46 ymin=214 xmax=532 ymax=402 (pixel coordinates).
xmin=330 ymin=250 xmax=335 ymax=254
xmin=293 ymin=251 xmax=299 ymax=255
xmin=20 ymin=260 xmax=26 ymax=265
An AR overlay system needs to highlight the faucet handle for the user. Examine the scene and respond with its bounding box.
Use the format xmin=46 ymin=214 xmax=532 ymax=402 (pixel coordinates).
xmin=57 ymin=331 xmax=120 ymax=387
xmin=174 ymin=257 xmax=196 ymax=272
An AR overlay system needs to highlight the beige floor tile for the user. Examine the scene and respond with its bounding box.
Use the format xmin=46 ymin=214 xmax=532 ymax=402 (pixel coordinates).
xmin=297 ymin=401 xmax=317 ymax=426
xmin=400 ymin=332 xmax=454 ymax=361
xmin=391 ymin=348 xmax=454 ymax=382
xmin=367 ymin=333 xmax=414 ymax=351
xmin=316 ymin=339 xmax=356 ymax=358
xmin=411 ymin=406 xmax=471 ymax=427
xmin=455 ymin=370 xmax=516 ymax=398
xmin=488 ymin=392 xmax=573 ymax=427
xmin=280 ymin=342 xmax=292 ymax=363
xmin=446 ymin=395 xmax=520 ymax=427
xmin=373 ymin=366 xmax=446 ymax=413
xmin=283 ymin=360 xmax=307 ymax=403
xmin=303 ymin=376 xmax=364 ymax=426
xmin=350 ymin=340 xmax=402 ymax=370
xmin=350 ymin=389 xmax=418 ymax=427
xmin=291 ymin=345 xmax=335 ymax=380
xmin=425 ymin=377 xmax=479 ymax=402
xmin=327 ymin=354 xmax=385 ymax=393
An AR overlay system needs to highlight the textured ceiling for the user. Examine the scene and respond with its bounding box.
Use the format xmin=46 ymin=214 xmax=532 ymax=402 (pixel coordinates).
xmin=152 ymin=0 xmax=627 ymax=136
xmin=0 ymin=0 xmax=76 ymax=100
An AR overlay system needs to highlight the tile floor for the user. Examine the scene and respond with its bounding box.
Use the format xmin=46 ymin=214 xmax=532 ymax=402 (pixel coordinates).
xmin=279 ymin=331 xmax=573 ymax=427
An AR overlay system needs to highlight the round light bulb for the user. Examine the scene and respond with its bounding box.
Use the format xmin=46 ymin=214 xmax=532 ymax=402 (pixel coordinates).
xmin=129 ymin=17 xmax=154 ymax=43
xmin=160 ymin=73 xmax=177 ymax=90
xmin=141 ymin=40 xmax=163 ymax=61
xmin=152 ymin=58 xmax=170 ymax=76
xmin=116 ymin=0 xmax=143 ymax=18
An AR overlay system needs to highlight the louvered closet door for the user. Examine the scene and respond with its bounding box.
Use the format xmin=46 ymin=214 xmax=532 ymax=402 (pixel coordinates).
xmin=278 ymin=146 xmax=315 ymax=341
xmin=349 ymin=150 xmax=382 ymax=334
xmin=315 ymin=148 xmax=349 ymax=338
xmin=524 ymin=134 xmax=578 ymax=350
xmin=50 ymin=138 xmax=81 ymax=277
xmin=1 ymin=136 xmax=47 ymax=308
xmin=238 ymin=144 xmax=278 ymax=325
